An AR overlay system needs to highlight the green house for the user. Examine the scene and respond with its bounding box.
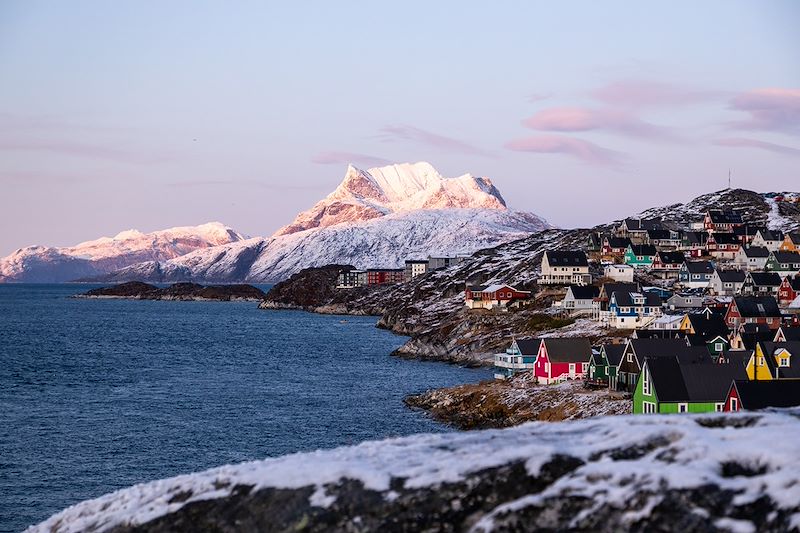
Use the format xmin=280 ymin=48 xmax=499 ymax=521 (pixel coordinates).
xmin=623 ymin=244 xmax=657 ymax=268
xmin=765 ymin=251 xmax=800 ymax=276
xmin=633 ymin=355 xmax=746 ymax=414
xmin=588 ymin=344 xmax=625 ymax=389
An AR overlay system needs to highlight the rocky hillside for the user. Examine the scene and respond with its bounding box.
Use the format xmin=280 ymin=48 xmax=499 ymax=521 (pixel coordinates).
xmin=30 ymin=410 xmax=800 ymax=533
xmin=261 ymin=188 xmax=800 ymax=364
xmin=77 ymin=281 xmax=266 ymax=301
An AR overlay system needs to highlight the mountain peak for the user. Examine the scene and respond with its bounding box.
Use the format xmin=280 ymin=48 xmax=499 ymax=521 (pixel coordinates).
xmin=274 ymin=162 xmax=509 ymax=236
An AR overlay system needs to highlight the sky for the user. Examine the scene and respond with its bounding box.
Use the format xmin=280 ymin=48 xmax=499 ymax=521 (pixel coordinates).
xmin=1 ymin=1 xmax=799 ymax=256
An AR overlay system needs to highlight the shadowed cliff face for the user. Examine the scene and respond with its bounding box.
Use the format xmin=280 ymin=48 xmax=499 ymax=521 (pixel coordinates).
xmin=32 ymin=411 xmax=800 ymax=533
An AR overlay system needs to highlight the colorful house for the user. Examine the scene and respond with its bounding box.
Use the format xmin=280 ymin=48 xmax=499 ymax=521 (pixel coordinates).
xmin=774 ymin=325 xmax=800 ymax=342
xmin=709 ymin=269 xmax=746 ymax=296
xmin=623 ymin=244 xmax=657 ymax=268
xmin=725 ymin=379 xmax=800 ymax=412
xmin=678 ymin=260 xmax=714 ymax=289
xmin=741 ymin=271 xmax=782 ymax=297
xmin=587 ymin=343 xmax=625 ymax=389
xmin=744 ymin=341 xmax=800 ymax=381
xmin=651 ymin=250 xmax=686 ymax=279
xmin=766 ymin=251 xmax=800 ymax=278
xmin=707 ymin=232 xmax=741 ymax=260
xmin=680 ymin=231 xmax=709 ymax=258
xmin=634 ymin=355 xmax=746 ymax=414
xmin=752 ymin=229 xmax=785 ymax=251
xmin=703 ymin=209 xmax=744 ymax=233
xmin=366 ymin=268 xmax=405 ymax=285
xmin=606 ymin=289 xmax=663 ymax=329
xmin=779 ymin=232 xmax=800 ymax=252
xmin=601 ymin=236 xmax=632 ymax=259
xmin=616 ymin=338 xmax=690 ymax=393
xmin=539 ymin=250 xmax=590 ymax=285
xmin=532 ymin=338 xmax=593 ymax=384
xmin=465 ymin=283 xmax=531 ymax=310
xmin=778 ymin=276 xmax=800 ymax=306
xmin=725 ymin=296 xmax=782 ymax=331
xmin=493 ymin=338 xmax=540 ymax=380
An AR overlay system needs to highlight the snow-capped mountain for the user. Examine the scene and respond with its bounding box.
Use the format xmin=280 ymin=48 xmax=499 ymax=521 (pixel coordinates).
xmin=275 ymin=162 xmax=508 ymax=235
xmin=90 ymin=162 xmax=551 ymax=283
xmin=0 ymin=222 xmax=247 ymax=283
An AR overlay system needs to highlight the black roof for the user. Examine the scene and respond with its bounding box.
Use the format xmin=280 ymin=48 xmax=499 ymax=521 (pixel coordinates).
xmin=686 ymin=313 xmax=730 ymax=340
xmin=683 ymin=232 xmax=708 ymax=245
xmin=777 ymin=326 xmax=800 ymax=342
xmin=734 ymin=226 xmax=766 ymax=237
xmin=635 ymin=329 xmax=686 ymax=340
xmin=514 ymin=338 xmax=541 ymax=355
xmin=623 ymin=218 xmax=663 ymax=231
xmin=605 ymin=236 xmax=632 ymax=248
xmin=601 ymin=344 xmax=626 ymax=366
xmin=770 ymin=251 xmax=800 ymax=264
xmin=733 ymin=380 xmax=800 ymax=410
xmin=741 ymin=246 xmax=769 ymax=258
xmin=629 ymin=244 xmax=657 ymax=256
xmin=647 ymin=355 xmax=746 ymax=403
xmin=600 ymin=282 xmax=640 ymax=299
xmin=707 ymin=209 xmax=744 ymax=224
xmin=733 ymin=296 xmax=781 ymax=318
xmin=747 ymin=272 xmax=782 ymax=286
xmin=683 ymin=261 xmax=714 ymax=274
xmin=758 ymin=229 xmax=784 ymax=242
xmin=716 ymin=269 xmax=746 ymax=283
xmin=657 ymin=251 xmax=686 ymax=264
xmin=710 ymin=232 xmax=740 ymax=245
xmin=541 ymin=338 xmax=594 ymax=363
xmin=567 ymin=285 xmax=600 ymax=300
xmin=788 ymin=232 xmax=800 ymax=245
xmin=612 ymin=290 xmax=662 ymax=307
xmin=759 ymin=341 xmax=800 ymax=379
xmin=647 ymin=229 xmax=673 ymax=240
xmin=545 ymin=250 xmax=589 ymax=267
xmin=629 ymin=338 xmax=691 ymax=365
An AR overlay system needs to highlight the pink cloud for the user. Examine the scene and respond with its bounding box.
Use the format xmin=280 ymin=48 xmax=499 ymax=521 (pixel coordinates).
xmin=379 ymin=125 xmax=494 ymax=157
xmin=523 ymin=106 xmax=674 ymax=140
xmin=591 ymin=80 xmax=721 ymax=108
xmin=728 ymin=88 xmax=800 ymax=135
xmin=505 ymin=134 xmax=625 ymax=166
xmin=311 ymin=151 xmax=392 ymax=167
xmin=714 ymin=137 xmax=800 ymax=157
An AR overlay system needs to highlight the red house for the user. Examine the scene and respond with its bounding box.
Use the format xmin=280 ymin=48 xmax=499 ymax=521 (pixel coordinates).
xmin=465 ymin=283 xmax=531 ymax=310
xmin=533 ymin=338 xmax=593 ymax=384
xmin=725 ymin=380 xmax=800 ymax=412
xmin=707 ymin=232 xmax=741 ymax=259
xmin=601 ymin=236 xmax=632 ymax=258
xmin=366 ymin=268 xmax=405 ymax=285
xmin=778 ymin=275 xmax=800 ymax=306
xmin=725 ymin=296 xmax=783 ymax=331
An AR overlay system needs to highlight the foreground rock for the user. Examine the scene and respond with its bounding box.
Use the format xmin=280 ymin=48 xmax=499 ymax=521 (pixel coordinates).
xmin=31 ymin=410 xmax=800 ymax=533
xmin=405 ymin=378 xmax=632 ymax=430
xmin=78 ymin=281 xmax=266 ymax=301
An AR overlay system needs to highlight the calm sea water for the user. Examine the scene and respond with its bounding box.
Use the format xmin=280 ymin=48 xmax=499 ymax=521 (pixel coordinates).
xmin=0 ymin=284 xmax=490 ymax=532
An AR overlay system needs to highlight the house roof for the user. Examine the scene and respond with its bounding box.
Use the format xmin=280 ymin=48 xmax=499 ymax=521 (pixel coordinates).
xmin=771 ymin=251 xmax=800 ymax=264
xmin=647 ymin=229 xmax=672 ymax=240
xmin=657 ymin=251 xmax=686 ymax=264
xmin=623 ymin=218 xmax=663 ymax=231
xmin=776 ymin=326 xmax=800 ymax=342
xmin=545 ymin=250 xmax=589 ymax=267
xmin=683 ymin=232 xmax=708 ymax=245
xmin=732 ymin=379 xmax=800 ymax=410
xmin=634 ymin=329 xmax=685 ymax=340
xmin=734 ymin=225 xmax=766 ymax=237
xmin=683 ymin=261 xmax=714 ymax=274
xmin=707 ymin=209 xmax=744 ymax=224
xmin=605 ymin=237 xmax=632 ymax=248
xmin=732 ymin=296 xmax=782 ymax=318
xmin=647 ymin=355 xmax=746 ymax=403
xmin=629 ymin=338 xmax=691 ymax=365
xmin=787 ymin=232 xmax=800 ymax=245
xmin=716 ymin=269 xmax=746 ymax=283
xmin=747 ymin=272 xmax=782 ymax=286
xmin=600 ymin=282 xmax=640 ymax=299
xmin=612 ymin=290 xmax=662 ymax=307
xmin=686 ymin=313 xmax=730 ymax=339
xmin=759 ymin=341 xmax=800 ymax=379
xmin=540 ymin=338 xmax=593 ymax=363
xmin=601 ymin=344 xmax=626 ymax=366
xmin=741 ymin=246 xmax=770 ymax=258
xmin=567 ymin=285 xmax=600 ymax=300
xmin=628 ymin=244 xmax=657 ymax=256
xmin=758 ymin=229 xmax=784 ymax=242
xmin=480 ymin=283 xmax=529 ymax=294
xmin=514 ymin=338 xmax=541 ymax=355
xmin=710 ymin=232 xmax=740 ymax=245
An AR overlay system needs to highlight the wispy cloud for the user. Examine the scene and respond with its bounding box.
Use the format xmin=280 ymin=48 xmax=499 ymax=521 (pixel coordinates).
xmin=379 ymin=125 xmax=494 ymax=157
xmin=714 ymin=137 xmax=800 ymax=157
xmin=523 ymin=106 xmax=676 ymax=140
xmin=591 ymin=80 xmax=722 ymax=108
xmin=0 ymin=137 xmax=171 ymax=164
xmin=311 ymin=151 xmax=392 ymax=167
xmin=527 ymin=92 xmax=553 ymax=103
xmin=505 ymin=134 xmax=625 ymax=166
xmin=727 ymin=88 xmax=800 ymax=136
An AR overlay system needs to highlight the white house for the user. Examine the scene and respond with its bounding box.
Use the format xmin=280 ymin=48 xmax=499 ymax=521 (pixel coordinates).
xmin=710 ymin=269 xmax=746 ymax=296
xmin=604 ymin=264 xmax=634 ymax=282
xmin=752 ymin=229 xmax=784 ymax=252
xmin=734 ymin=246 xmax=770 ymax=271
xmin=666 ymin=293 xmax=705 ymax=310
xmin=539 ymin=250 xmax=589 ymax=285
xmin=404 ymin=259 xmax=429 ymax=281
xmin=556 ymin=285 xmax=600 ymax=316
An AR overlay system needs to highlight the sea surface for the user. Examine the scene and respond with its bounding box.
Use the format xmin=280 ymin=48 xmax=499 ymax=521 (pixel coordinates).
xmin=0 ymin=284 xmax=491 ymax=532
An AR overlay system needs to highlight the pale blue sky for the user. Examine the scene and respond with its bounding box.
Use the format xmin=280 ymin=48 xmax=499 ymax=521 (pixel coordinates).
xmin=1 ymin=1 xmax=799 ymax=255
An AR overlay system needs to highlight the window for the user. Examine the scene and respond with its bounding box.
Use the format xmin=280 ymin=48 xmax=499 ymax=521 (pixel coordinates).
xmin=627 ymin=353 xmax=633 ymax=362
xmin=715 ymin=403 xmax=724 ymax=412
xmin=582 ymin=362 xmax=589 ymax=372
xmin=730 ymin=397 xmax=738 ymax=411
xmin=779 ymin=358 xmax=789 ymax=367
xmin=758 ymin=356 xmax=765 ymax=366
xmin=678 ymin=403 xmax=688 ymax=413
xmin=642 ymin=368 xmax=651 ymax=396
xmin=643 ymin=401 xmax=656 ymax=414
xmin=715 ymin=342 xmax=724 ymax=352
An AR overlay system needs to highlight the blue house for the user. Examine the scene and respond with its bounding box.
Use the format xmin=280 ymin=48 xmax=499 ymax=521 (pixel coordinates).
xmin=678 ymin=260 xmax=715 ymax=289
xmin=606 ymin=290 xmax=663 ymax=329
xmin=493 ymin=338 xmax=540 ymax=379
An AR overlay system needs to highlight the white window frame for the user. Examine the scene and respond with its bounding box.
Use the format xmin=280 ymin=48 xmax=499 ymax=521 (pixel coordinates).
xmin=678 ymin=403 xmax=688 ymax=413
xmin=730 ymin=397 xmax=738 ymax=411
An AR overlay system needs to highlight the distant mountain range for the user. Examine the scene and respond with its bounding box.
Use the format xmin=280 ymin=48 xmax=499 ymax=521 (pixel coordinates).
xmin=0 ymin=162 xmax=551 ymax=283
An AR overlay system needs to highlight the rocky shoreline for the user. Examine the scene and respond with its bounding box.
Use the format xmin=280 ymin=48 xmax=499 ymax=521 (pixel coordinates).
xmin=77 ymin=281 xmax=267 ymax=301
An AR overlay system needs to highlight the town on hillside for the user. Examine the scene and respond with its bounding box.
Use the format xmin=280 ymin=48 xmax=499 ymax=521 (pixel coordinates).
xmin=338 ymin=204 xmax=800 ymax=415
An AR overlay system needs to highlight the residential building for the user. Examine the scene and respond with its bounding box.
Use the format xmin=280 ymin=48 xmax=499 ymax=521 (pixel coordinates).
xmin=680 ymin=231 xmax=708 ymax=258
xmin=623 ymin=244 xmax=657 ymax=268
xmin=710 ymin=269 xmax=746 ymax=296
xmin=617 ymin=218 xmax=663 ymax=242
xmin=593 ymin=282 xmax=640 ymax=319
xmin=532 ymin=337 xmax=593 ymax=384
xmin=539 ymin=250 xmax=589 ymax=285
xmin=603 ymin=264 xmax=634 ymax=282
xmin=404 ymin=259 xmax=429 ymax=281
xmin=706 ymin=232 xmax=741 ymax=260
xmin=778 ymin=276 xmax=800 ymax=306
xmin=651 ymin=250 xmax=686 ymax=279
xmin=601 ymin=236 xmax=632 ymax=259
xmin=741 ymin=271 xmax=782 ymax=297
xmin=725 ymin=380 xmax=800 ymax=412
xmin=493 ymin=338 xmax=540 ymax=380
xmin=774 ymin=325 xmax=800 ymax=343
xmin=557 ymin=285 xmax=600 ymax=316
xmin=725 ymin=296 xmax=783 ymax=331
xmin=734 ymin=246 xmax=770 ymax=270
xmin=645 ymin=229 xmax=681 ymax=249
xmin=765 ymin=251 xmax=800 ymax=278
xmin=606 ymin=290 xmax=663 ymax=329
xmin=744 ymin=341 xmax=800 ymax=381
xmin=616 ymin=338 xmax=692 ymax=393
xmin=733 ymin=225 xmax=765 ymax=246
xmin=666 ymin=293 xmax=704 ymax=310
xmin=752 ymin=229 xmax=784 ymax=251
xmin=587 ymin=343 xmax=625 ymax=389
xmin=366 ymin=268 xmax=405 ymax=285
xmin=427 ymin=255 xmax=468 ymax=271
xmin=703 ymin=208 xmax=744 ymax=233
xmin=779 ymin=232 xmax=800 ymax=252
xmin=336 ymin=269 xmax=367 ymax=288
xmin=465 ymin=283 xmax=531 ymax=310
xmin=678 ymin=260 xmax=714 ymax=289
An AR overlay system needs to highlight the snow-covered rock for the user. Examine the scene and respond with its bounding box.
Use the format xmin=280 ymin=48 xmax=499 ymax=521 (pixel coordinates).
xmin=0 ymin=223 xmax=247 ymax=283
xmin=89 ymin=163 xmax=551 ymax=283
xmin=29 ymin=410 xmax=800 ymax=532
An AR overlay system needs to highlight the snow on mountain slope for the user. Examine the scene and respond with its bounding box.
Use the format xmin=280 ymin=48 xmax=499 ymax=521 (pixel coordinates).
xmin=95 ymin=209 xmax=549 ymax=283
xmin=0 ymin=222 xmax=247 ymax=283
xmin=274 ymin=162 xmax=509 ymax=236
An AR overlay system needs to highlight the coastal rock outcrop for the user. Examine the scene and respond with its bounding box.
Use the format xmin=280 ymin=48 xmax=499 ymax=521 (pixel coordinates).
xmin=78 ymin=281 xmax=266 ymax=301
xmin=31 ymin=410 xmax=800 ymax=533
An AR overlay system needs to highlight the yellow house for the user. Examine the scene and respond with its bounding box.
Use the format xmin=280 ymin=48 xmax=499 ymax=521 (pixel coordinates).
xmin=779 ymin=232 xmax=800 ymax=252
xmin=746 ymin=342 xmax=799 ymax=380
xmin=746 ymin=343 xmax=775 ymax=380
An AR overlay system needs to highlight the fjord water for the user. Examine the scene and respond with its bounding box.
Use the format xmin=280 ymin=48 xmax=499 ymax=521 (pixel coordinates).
xmin=0 ymin=285 xmax=491 ymax=531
